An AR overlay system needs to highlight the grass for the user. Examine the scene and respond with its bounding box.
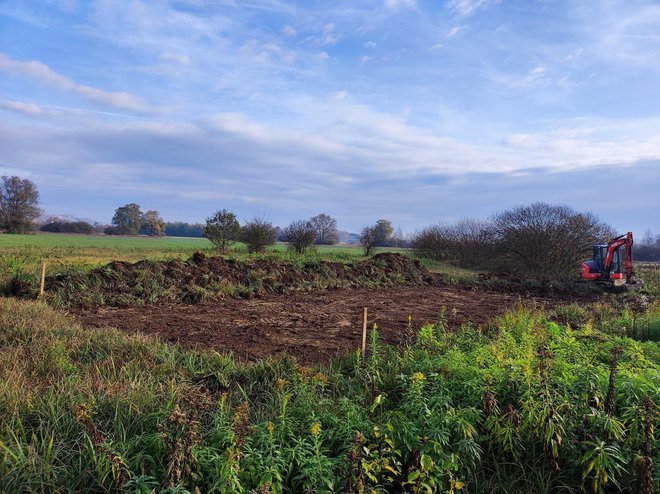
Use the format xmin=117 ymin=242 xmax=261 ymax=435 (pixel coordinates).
xmin=1 ymin=233 xmax=658 ymax=492
xmin=0 ymin=233 xmax=467 ymax=293
xmin=0 ymin=299 xmax=657 ymax=493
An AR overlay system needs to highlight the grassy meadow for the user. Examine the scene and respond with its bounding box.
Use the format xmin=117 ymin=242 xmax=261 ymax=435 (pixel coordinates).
xmin=0 ymin=233 xmax=658 ymax=493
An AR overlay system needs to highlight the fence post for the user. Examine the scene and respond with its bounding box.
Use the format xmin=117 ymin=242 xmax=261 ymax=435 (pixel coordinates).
xmin=361 ymin=307 xmax=368 ymax=360
xmin=39 ymin=262 xmax=46 ymax=297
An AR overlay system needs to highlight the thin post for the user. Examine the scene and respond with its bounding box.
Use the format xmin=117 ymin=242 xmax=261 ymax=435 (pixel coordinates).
xmin=361 ymin=307 xmax=368 ymax=360
xmin=39 ymin=262 xmax=46 ymax=297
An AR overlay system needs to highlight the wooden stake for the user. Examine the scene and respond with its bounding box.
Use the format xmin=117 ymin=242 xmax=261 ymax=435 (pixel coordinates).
xmin=39 ymin=262 xmax=46 ymax=297
xmin=361 ymin=307 xmax=368 ymax=360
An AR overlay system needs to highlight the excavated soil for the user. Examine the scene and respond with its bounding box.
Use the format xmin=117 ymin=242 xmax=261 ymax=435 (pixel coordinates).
xmin=44 ymin=252 xmax=433 ymax=307
xmin=73 ymin=284 xmax=558 ymax=365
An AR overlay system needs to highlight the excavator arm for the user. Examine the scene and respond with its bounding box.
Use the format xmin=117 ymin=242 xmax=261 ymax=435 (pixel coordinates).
xmin=603 ymin=232 xmax=636 ymax=282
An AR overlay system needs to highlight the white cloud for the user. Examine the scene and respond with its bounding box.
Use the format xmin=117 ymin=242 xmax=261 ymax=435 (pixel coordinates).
xmin=310 ymin=23 xmax=341 ymax=46
xmin=159 ymin=51 xmax=191 ymax=65
xmin=577 ymin=3 xmax=660 ymax=71
xmin=447 ymin=0 xmax=500 ymax=18
xmin=491 ymin=66 xmax=559 ymax=89
xmin=446 ymin=26 xmax=462 ymax=38
xmin=384 ymin=0 xmax=416 ymax=9
xmin=238 ymin=40 xmax=296 ymax=64
xmin=0 ymin=53 xmax=150 ymax=112
xmin=522 ymin=66 xmax=547 ymax=86
xmin=0 ymin=99 xmax=43 ymax=115
xmin=282 ymin=24 xmax=296 ymax=36
xmin=364 ymin=41 xmax=377 ymax=48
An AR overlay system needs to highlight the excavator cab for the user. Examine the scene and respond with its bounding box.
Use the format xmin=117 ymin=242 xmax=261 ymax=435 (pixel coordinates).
xmin=580 ymin=232 xmax=642 ymax=289
xmin=583 ymin=245 xmax=622 ymax=282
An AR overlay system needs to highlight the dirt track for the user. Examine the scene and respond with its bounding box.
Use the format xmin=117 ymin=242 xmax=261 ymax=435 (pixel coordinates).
xmin=73 ymin=285 xmax=556 ymax=365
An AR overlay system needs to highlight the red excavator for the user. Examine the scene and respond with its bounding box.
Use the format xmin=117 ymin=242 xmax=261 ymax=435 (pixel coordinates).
xmin=580 ymin=232 xmax=642 ymax=289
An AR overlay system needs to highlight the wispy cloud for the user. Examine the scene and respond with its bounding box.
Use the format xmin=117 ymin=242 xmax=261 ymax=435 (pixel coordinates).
xmin=0 ymin=0 xmax=658 ymax=232
xmin=159 ymin=51 xmax=191 ymax=66
xmin=0 ymin=53 xmax=151 ymax=112
xmin=446 ymin=25 xmax=462 ymax=38
xmin=384 ymin=0 xmax=416 ymax=9
xmin=308 ymin=23 xmax=341 ymax=46
xmin=0 ymin=99 xmax=43 ymax=115
xmin=447 ymin=0 xmax=500 ymax=18
xmin=576 ymin=3 xmax=660 ymax=71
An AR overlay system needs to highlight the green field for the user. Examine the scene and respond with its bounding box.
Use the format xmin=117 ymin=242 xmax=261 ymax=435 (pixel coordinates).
xmin=0 ymin=233 xmax=474 ymax=289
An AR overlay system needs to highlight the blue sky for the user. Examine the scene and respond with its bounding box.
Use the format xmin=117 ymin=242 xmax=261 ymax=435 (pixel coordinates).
xmin=1 ymin=0 xmax=659 ymax=234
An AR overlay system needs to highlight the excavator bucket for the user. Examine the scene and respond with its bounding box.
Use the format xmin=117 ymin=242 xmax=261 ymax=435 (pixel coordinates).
xmin=622 ymin=279 xmax=644 ymax=291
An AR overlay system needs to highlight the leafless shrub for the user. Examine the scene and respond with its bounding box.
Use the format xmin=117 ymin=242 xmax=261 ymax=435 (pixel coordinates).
xmin=412 ymin=219 xmax=495 ymax=268
xmin=282 ymin=220 xmax=317 ymax=255
xmin=241 ymin=217 xmax=277 ymax=253
xmin=491 ymin=202 xmax=614 ymax=276
xmin=359 ymin=225 xmax=379 ymax=256
xmin=309 ymin=213 xmax=339 ymax=245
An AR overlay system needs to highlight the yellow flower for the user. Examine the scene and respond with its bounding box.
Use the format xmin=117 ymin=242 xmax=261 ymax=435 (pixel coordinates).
xmin=313 ymin=372 xmax=328 ymax=385
xmin=310 ymin=421 xmax=321 ymax=437
xmin=296 ymin=365 xmax=312 ymax=378
xmin=411 ymin=372 xmax=426 ymax=383
xmin=275 ymin=378 xmax=289 ymax=391
xmin=265 ymin=421 xmax=274 ymax=433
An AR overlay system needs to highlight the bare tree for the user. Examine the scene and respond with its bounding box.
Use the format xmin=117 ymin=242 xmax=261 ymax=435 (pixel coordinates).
xmin=359 ymin=225 xmax=379 ymax=256
xmin=310 ymin=213 xmax=339 ymax=245
xmin=412 ymin=224 xmax=455 ymax=261
xmin=641 ymin=229 xmax=655 ymax=247
xmin=389 ymin=226 xmax=409 ymax=248
xmin=241 ymin=217 xmax=277 ymax=253
xmin=282 ymin=220 xmax=317 ymax=254
xmin=451 ymin=219 xmax=496 ymax=267
xmin=0 ymin=176 xmax=41 ymax=233
xmin=491 ymin=202 xmax=614 ymax=276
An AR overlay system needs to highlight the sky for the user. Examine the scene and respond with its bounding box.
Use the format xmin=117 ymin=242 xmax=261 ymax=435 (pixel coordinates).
xmin=1 ymin=0 xmax=659 ymax=234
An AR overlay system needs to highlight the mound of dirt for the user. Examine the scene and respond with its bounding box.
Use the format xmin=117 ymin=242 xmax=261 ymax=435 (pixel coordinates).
xmin=46 ymin=253 xmax=434 ymax=308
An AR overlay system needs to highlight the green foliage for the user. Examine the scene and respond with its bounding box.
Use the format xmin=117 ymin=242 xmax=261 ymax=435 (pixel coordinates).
xmin=374 ymin=219 xmax=394 ymax=247
xmin=204 ymin=209 xmax=240 ymax=252
xmin=0 ymin=299 xmax=658 ymax=492
xmin=111 ymin=203 xmax=144 ymax=235
xmin=0 ymin=175 xmax=41 ymax=234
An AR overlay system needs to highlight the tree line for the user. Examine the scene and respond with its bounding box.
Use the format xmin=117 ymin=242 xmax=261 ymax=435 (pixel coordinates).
xmin=2 ymin=175 xmax=658 ymax=274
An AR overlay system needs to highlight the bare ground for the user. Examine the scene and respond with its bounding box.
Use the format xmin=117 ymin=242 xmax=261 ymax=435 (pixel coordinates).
xmin=72 ymin=285 xmax=558 ymax=365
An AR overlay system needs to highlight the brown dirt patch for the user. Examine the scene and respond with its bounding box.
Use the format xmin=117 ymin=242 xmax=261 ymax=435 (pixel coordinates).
xmin=72 ymin=284 xmax=556 ymax=365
